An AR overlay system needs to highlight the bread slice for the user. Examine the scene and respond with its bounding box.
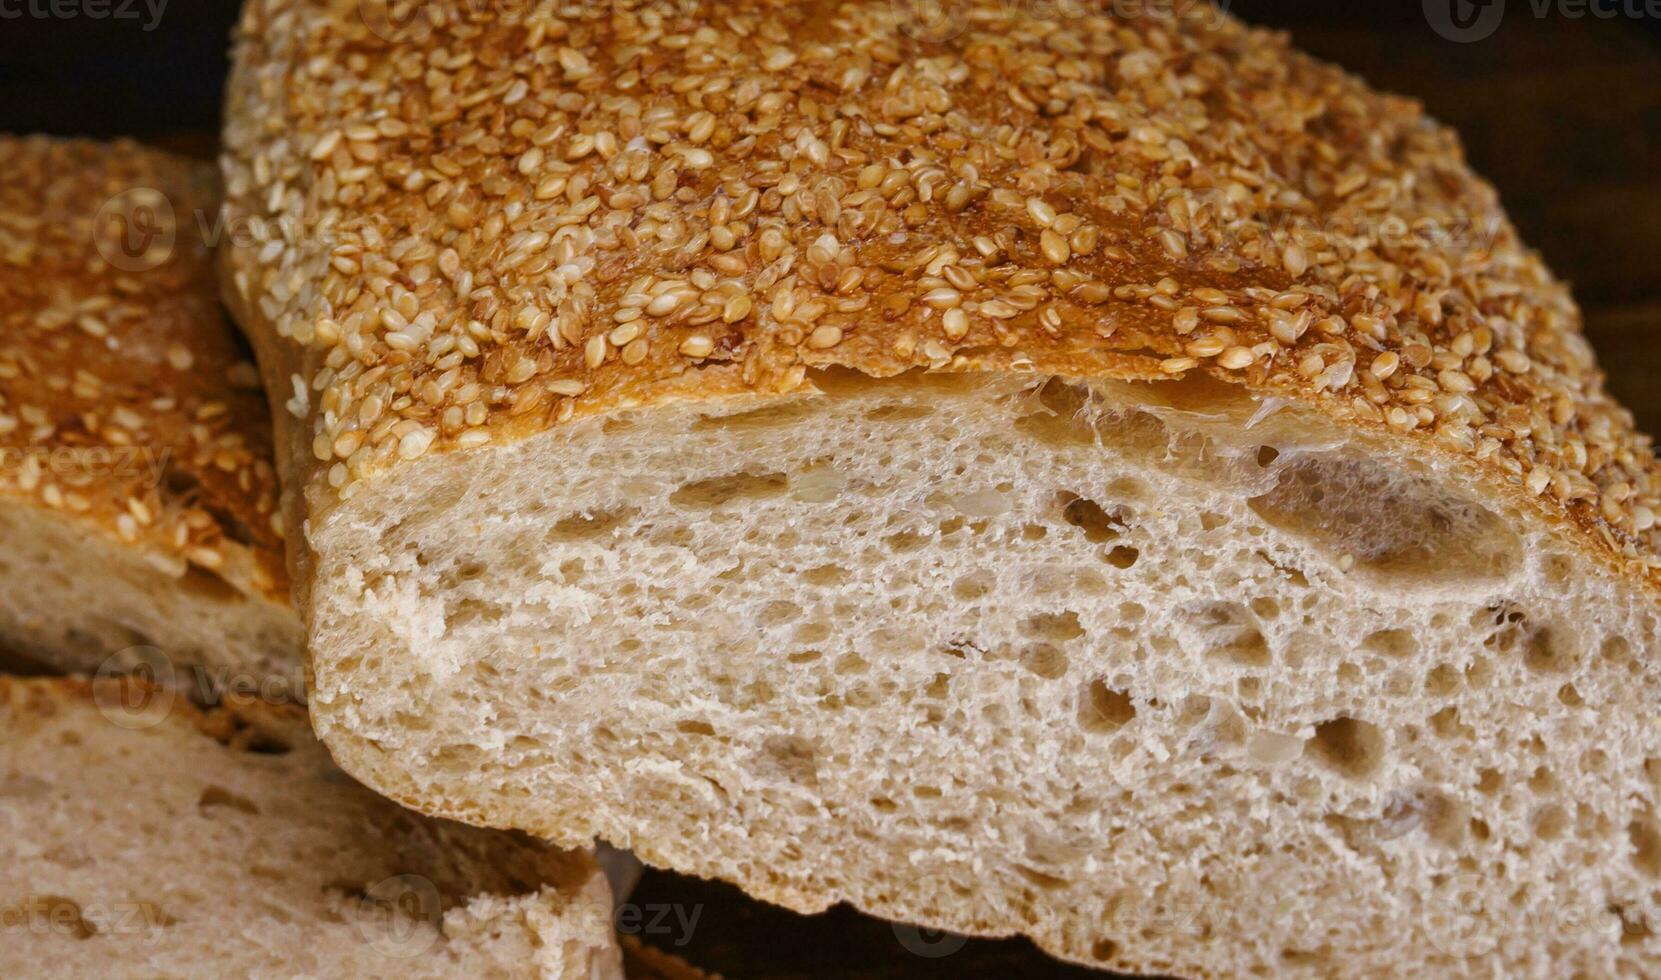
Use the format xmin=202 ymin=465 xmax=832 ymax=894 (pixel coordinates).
xmin=221 ymin=1 xmax=1661 ymax=975
xmin=0 ymin=137 xmax=301 ymax=690
xmin=0 ymin=675 xmax=622 ymax=978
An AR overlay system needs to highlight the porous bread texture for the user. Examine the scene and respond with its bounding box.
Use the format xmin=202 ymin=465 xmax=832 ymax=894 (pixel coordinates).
xmin=308 ymin=373 xmax=1661 ymax=979
xmin=0 ymin=676 xmax=622 ymax=980
xmin=0 ymin=503 xmax=301 ymax=694
xmin=217 ymin=0 xmax=1661 ymax=974
xmin=0 ymin=136 xmax=300 ymax=688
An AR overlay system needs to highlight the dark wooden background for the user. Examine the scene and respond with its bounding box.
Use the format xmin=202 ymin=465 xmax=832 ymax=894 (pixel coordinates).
xmin=2 ymin=3 xmax=1656 ymax=976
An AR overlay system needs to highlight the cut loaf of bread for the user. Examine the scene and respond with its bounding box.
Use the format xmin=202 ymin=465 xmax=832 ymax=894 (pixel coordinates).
xmin=0 ymin=137 xmax=301 ymax=690
xmin=221 ymin=1 xmax=1661 ymax=976
xmin=0 ymin=675 xmax=622 ymax=978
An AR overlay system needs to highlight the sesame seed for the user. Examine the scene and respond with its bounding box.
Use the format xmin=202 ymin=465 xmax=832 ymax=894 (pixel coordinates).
xmin=1371 ymin=352 xmax=1401 ymax=380
xmin=806 ymin=326 xmax=844 ymax=349
xmin=548 ymin=379 xmax=586 ymax=397
xmin=1026 ymin=197 xmax=1058 ymax=228
xmin=1218 ymin=347 xmax=1256 ymax=370
xmin=922 ymin=288 xmax=962 ymax=309
xmin=942 ymin=308 xmax=969 ymax=340
xmin=398 ymin=426 xmax=436 ymax=460
xmin=1186 ymin=337 xmax=1227 ymax=358
xmin=679 ymin=335 xmax=715 ymax=359
xmin=1040 ymin=230 xmax=1071 ymax=266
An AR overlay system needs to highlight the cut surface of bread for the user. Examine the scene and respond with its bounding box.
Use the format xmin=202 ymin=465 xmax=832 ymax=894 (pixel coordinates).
xmin=0 ymin=137 xmax=301 ymax=688
xmin=0 ymin=676 xmax=622 ymax=979
xmin=219 ymin=1 xmax=1661 ymax=976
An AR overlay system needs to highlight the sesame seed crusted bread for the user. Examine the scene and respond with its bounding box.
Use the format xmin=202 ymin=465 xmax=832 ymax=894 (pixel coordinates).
xmin=0 ymin=137 xmax=302 ymax=689
xmin=222 ymin=1 xmax=1661 ymax=977
xmin=0 ymin=674 xmax=622 ymax=979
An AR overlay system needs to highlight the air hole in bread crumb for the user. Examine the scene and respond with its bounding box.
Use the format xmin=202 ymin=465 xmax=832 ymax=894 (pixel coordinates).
xmin=759 ymin=735 xmax=818 ymax=787
xmin=1630 ymin=819 xmax=1661 ymax=878
xmin=1016 ymin=866 xmax=1069 ymax=890
xmin=1106 ymin=546 xmax=1140 ymax=569
xmin=1363 ymin=629 xmax=1418 ymax=659
xmin=1309 ymin=717 xmax=1384 ymax=779
xmin=1247 ymin=454 xmax=1521 ymax=583
xmin=799 ymin=564 xmax=848 ymax=587
xmin=952 ymin=571 xmax=994 ymax=601
xmin=547 ymin=506 xmax=638 ymax=542
xmin=864 ymin=403 xmax=933 ymax=422
xmin=1057 ymin=493 xmax=1123 ymax=543
xmin=1018 ymin=644 xmax=1069 ymax=679
xmin=1525 ymin=626 xmax=1577 ymax=674
xmin=1602 ymin=636 xmax=1635 ymax=665
xmin=757 ymin=601 xmax=801 ymax=627
xmin=834 ymin=652 xmax=868 ymax=675
xmin=198 ymin=785 xmax=260 ymax=816
xmin=1534 ymin=805 xmax=1570 ymax=841
xmin=1091 ymin=939 xmax=1120 ymax=962
xmin=883 ymin=530 xmax=931 ymax=553
xmin=1024 ymin=611 xmax=1084 ymax=643
xmin=670 ymin=472 xmax=788 ymax=509
xmin=676 ymin=720 xmax=716 ymax=736
xmin=1187 ymin=603 xmax=1270 ymax=667
xmin=1079 ymin=681 xmax=1136 ymax=733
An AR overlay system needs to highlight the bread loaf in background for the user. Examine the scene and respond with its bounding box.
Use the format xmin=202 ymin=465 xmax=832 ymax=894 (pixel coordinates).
xmin=0 ymin=137 xmax=301 ymax=692
xmin=221 ymin=1 xmax=1661 ymax=975
xmin=0 ymin=675 xmax=622 ymax=978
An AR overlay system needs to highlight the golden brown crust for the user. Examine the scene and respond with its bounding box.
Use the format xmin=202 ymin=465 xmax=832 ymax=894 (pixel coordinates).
xmin=0 ymin=136 xmax=289 ymax=603
xmin=221 ymin=0 xmax=1661 ymax=586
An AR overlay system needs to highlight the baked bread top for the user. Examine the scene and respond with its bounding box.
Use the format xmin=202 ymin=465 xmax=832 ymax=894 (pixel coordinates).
xmin=0 ymin=136 xmax=288 ymax=604
xmin=221 ymin=0 xmax=1660 ymax=584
